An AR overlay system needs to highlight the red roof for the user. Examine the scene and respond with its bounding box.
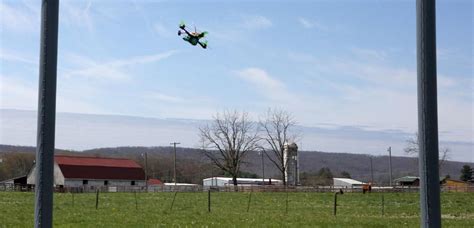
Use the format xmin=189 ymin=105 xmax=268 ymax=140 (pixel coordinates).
xmin=148 ymin=178 xmax=163 ymax=185
xmin=55 ymin=155 xmax=145 ymax=180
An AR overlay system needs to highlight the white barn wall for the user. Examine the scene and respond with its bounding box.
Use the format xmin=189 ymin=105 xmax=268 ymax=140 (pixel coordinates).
xmin=27 ymin=162 xmax=65 ymax=186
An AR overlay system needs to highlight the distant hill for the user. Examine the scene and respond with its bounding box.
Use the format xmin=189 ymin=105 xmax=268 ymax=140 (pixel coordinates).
xmin=1 ymin=144 xmax=470 ymax=184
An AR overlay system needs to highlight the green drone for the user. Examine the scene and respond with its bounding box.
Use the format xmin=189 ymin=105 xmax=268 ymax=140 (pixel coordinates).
xmin=178 ymin=21 xmax=208 ymax=49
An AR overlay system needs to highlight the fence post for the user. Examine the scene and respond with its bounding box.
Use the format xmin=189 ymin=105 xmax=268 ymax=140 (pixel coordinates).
xmin=134 ymin=191 xmax=138 ymax=210
xmin=95 ymin=189 xmax=99 ymax=209
xmin=247 ymin=191 xmax=252 ymax=212
xmin=169 ymin=191 xmax=178 ymax=211
xmin=333 ymin=193 xmax=337 ymax=216
xmin=381 ymin=194 xmax=385 ymax=216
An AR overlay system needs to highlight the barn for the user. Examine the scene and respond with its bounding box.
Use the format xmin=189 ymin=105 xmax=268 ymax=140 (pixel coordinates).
xmin=27 ymin=155 xmax=146 ymax=188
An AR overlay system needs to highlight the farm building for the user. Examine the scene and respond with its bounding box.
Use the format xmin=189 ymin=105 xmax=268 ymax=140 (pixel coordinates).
xmin=203 ymin=177 xmax=283 ymax=187
xmin=27 ymin=155 xmax=146 ymax=188
xmin=0 ymin=175 xmax=27 ymax=186
xmin=441 ymin=178 xmax=472 ymax=192
xmin=394 ymin=176 xmax=420 ymax=186
xmin=333 ymin=178 xmax=366 ymax=188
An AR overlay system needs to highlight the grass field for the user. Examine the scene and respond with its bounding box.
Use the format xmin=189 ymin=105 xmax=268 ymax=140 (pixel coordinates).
xmin=0 ymin=191 xmax=473 ymax=227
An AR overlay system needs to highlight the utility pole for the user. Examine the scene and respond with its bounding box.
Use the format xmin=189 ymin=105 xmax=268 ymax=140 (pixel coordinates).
xmin=388 ymin=147 xmax=393 ymax=186
xmin=142 ymin=152 xmax=148 ymax=191
xmin=370 ymin=156 xmax=374 ymax=184
xmin=259 ymin=151 xmax=265 ymax=186
xmin=170 ymin=142 xmax=180 ymax=185
xmin=417 ymin=0 xmax=441 ymax=227
xmin=35 ymin=0 xmax=59 ymax=227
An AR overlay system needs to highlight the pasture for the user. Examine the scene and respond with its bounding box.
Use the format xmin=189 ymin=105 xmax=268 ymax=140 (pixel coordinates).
xmin=0 ymin=192 xmax=473 ymax=227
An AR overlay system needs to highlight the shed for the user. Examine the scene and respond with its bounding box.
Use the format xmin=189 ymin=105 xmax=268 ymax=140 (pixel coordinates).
xmin=333 ymin=178 xmax=366 ymax=188
xmin=394 ymin=176 xmax=420 ymax=186
xmin=203 ymin=177 xmax=283 ymax=187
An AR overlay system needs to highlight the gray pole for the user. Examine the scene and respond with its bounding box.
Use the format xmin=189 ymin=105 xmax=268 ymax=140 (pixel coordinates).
xmin=370 ymin=156 xmax=374 ymax=184
xmin=417 ymin=0 xmax=441 ymax=227
xmin=35 ymin=0 xmax=59 ymax=227
xmin=261 ymin=151 xmax=265 ymax=186
xmin=170 ymin=142 xmax=180 ymax=185
xmin=388 ymin=147 xmax=393 ymax=186
xmin=144 ymin=152 xmax=148 ymax=192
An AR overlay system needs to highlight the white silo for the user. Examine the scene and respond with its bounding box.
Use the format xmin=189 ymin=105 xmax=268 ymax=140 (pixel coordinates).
xmin=284 ymin=142 xmax=299 ymax=186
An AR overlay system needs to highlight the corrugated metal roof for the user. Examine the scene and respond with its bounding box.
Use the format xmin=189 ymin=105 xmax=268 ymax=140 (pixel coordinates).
xmin=55 ymin=155 xmax=141 ymax=168
xmin=333 ymin=178 xmax=365 ymax=185
xmin=55 ymin=155 xmax=145 ymax=180
xmin=394 ymin=176 xmax=419 ymax=183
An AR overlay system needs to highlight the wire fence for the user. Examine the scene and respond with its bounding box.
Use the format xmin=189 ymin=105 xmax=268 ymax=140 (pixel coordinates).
xmin=1 ymin=183 xmax=473 ymax=193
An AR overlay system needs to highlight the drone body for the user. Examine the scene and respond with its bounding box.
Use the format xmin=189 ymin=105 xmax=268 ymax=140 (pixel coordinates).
xmin=178 ymin=22 xmax=208 ymax=49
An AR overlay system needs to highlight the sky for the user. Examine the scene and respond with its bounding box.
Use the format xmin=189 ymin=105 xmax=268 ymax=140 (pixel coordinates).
xmin=0 ymin=0 xmax=472 ymax=161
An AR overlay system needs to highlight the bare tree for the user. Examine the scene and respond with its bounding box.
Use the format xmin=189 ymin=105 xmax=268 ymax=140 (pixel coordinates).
xmin=404 ymin=132 xmax=451 ymax=169
xmin=199 ymin=110 xmax=260 ymax=186
xmin=259 ymin=108 xmax=298 ymax=186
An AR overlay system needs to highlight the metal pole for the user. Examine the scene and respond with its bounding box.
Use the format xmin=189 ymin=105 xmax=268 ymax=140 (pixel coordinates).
xmin=261 ymin=151 xmax=265 ymax=186
xmin=143 ymin=152 xmax=148 ymax=192
xmin=388 ymin=147 xmax=393 ymax=186
xmin=35 ymin=0 xmax=59 ymax=227
xmin=370 ymin=156 xmax=374 ymax=184
xmin=170 ymin=142 xmax=180 ymax=185
xmin=417 ymin=0 xmax=441 ymax=227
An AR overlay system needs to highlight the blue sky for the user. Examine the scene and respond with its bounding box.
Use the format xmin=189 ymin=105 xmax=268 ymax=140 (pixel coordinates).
xmin=0 ymin=0 xmax=472 ymax=160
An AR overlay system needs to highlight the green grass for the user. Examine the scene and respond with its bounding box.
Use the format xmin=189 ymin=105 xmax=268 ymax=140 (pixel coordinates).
xmin=0 ymin=192 xmax=473 ymax=227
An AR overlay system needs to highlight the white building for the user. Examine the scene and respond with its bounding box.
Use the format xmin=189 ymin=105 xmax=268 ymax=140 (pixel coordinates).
xmin=27 ymin=155 xmax=146 ymax=188
xmin=333 ymin=178 xmax=366 ymax=188
xmin=203 ymin=177 xmax=283 ymax=187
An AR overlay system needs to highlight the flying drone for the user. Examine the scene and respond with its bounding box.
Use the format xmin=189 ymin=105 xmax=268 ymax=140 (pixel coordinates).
xmin=178 ymin=21 xmax=208 ymax=49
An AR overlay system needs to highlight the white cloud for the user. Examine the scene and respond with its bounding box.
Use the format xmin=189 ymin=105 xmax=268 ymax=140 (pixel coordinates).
xmin=60 ymin=0 xmax=94 ymax=32
xmin=0 ymin=75 xmax=37 ymax=110
xmin=147 ymin=92 xmax=184 ymax=103
xmin=242 ymin=15 xmax=272 ymax=29
xmin=153 ymin=22 xmax=172 ymax=38
xmin=63 ymin=50 xmax=178 ymax=80
xmin=0 ymin=48 xmax=37 ymax=65
xmin=286 ymin=50 xmax=473 ymax=142
xmin=351 ymin=47 xmax=387 ymax=61
xmin=236 ymin=68 xmax=284 ymax=91
xmin=0 ymin=2 xmax=38 ymax=33
xmin=297 ymin=17 xmax=327 ymax=30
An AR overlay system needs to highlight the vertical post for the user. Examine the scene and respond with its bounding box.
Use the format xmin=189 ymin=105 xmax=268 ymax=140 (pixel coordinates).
xmin=370 ymin=156 xmax=374 ymax=184
xmin=208 ymin=190 xmax=211 ymax=212
xmin=95 ymin=189 xmax=99 ymax=209
xmin=35 ymin=0 xmax=59 ymax=227
xmin=381 ymin=194 xmax=385 ymax=216
xmin=134 ymin=191 xmax=138 ymax=210
xmin=333 ymin=193 xmax=337 ymax=216
xmin=246 ymin=191 xmax=252 ymax=212
xmin=260 ymin=151 xmax=265 ymax=186
xmin=144 ymin=152 xmax=148 ymax=192
xmin=170 ymin=142 xmax=180 ymax=185
xmin=388 ymin=147 xmax=393 ymax=186
xmin=417 ymin=0 xmax=441 ymax=227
